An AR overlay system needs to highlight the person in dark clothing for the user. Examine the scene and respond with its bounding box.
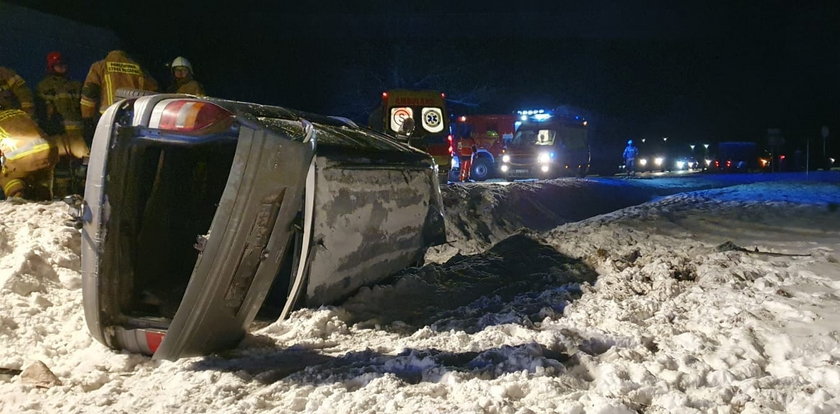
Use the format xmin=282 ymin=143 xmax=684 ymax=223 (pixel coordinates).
xmin=623 ymin=139 xmax=639 ymax=176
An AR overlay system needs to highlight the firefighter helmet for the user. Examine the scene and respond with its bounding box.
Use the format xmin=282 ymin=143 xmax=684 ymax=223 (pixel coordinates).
xmin=171 ymin=56 xmax=193 ymax=74
xmin=46 ymin=51 xmax=65 ymax=72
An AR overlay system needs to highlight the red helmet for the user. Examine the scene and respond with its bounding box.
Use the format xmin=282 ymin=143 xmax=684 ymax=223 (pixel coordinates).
xmin=46 ymin=51 xmax=64 ymax=72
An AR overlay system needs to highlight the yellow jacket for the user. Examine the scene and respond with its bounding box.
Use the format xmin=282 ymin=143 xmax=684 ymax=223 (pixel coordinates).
xmin=37 ymin=74 xmax=82 ymax=135
xmin=169 ymin=77 xmax=205 ymax=95
xmin=80 ymin=50 xmax=158 ymax=118
xmin=0 ymin=67 xmax=35 ymax=116
xmin=0 ymin=109 xmax=58 ymax=199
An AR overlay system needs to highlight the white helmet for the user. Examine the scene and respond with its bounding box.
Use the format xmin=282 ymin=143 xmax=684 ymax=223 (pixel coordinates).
xmin=171 ymin=56 xmax=193 ymax=74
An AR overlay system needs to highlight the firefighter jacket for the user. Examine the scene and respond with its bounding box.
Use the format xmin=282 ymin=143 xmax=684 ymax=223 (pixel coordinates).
xmin=0 ymin=67 xmax=35 ymax=116
xmin=0 ymin=109 xmax=58 ymax=199
xmin=36 ymin=74 xmax=83 ymax=136
xmin=80 ymin=50 xmax=158 ymax=118
xmin=168 ymin=76 xmax=205 ymax=95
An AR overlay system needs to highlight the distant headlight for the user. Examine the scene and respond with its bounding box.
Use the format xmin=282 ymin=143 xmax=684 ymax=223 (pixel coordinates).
xmin=502 ymin=154 xmax=511 ymax=163
xmin=500 ymin=164 xmax=509 ymax=172
xmin=705 ymin=159 xmax=712 ymax=166
xmin=540 ymin=165 xmax=550 ymax=173
xmin=654 ymin=157 xmax=664 ymax=167
xmin=639 ymin=158 xmax=648 ymax=166
xmin=676 ymin=161 xmax=685 ymax=169
xmin=537 ymin=152 xmax=551 ymax=164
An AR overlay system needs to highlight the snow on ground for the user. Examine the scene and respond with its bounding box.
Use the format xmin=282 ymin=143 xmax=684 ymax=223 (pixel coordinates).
xmin=0 ymin=172 xmax=839 ymax=413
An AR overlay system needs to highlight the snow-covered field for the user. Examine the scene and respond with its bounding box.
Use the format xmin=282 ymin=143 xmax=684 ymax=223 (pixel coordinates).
xmin=1 ymin=172 xmax=839 ymax=413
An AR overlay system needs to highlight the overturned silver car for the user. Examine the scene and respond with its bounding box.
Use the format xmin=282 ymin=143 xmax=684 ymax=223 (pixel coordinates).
xmin=79 ymin=93 xmax=445 ymax=360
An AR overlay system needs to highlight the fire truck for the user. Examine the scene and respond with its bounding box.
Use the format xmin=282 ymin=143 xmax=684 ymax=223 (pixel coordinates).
xmin=450 ymin=114 xmax=517 ymax=181
xmin=499 ymin=109 xmax=590 ymax=178
xmin=368 ymin=89 xmax=452 ymax=174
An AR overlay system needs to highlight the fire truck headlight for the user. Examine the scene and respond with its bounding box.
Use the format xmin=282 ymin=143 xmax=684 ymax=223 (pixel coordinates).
xmin=540 ymin=165 xmax=550 ymax=173
xmin=537 ymin=152 xmax=551 ymax=164
xmin=500 ymin=164 xmax=509 ymax=172
xmin=654 ymin=157 xmax=664 ymax=167
xmin=639 ymin=158 xmax=648 ymax=166
xmin=502 ymin=154 xmax=511 ymax=163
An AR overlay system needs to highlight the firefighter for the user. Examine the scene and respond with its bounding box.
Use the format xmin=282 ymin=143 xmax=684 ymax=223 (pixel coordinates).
xmin=80 ymin=50 xmax=158 ymax=144
xmin=167 ymin=56 xmax=204 ymax=95
xmin=0 ymin=107 xmax=59 ymax=200
xmin=36 ymin=52 xmax=83 ymax=136
xmin=623 ymin=139 xmax=639 ymax=176
xmin=36 ymin=52 xmax=89 ymax=196
xmin=457 ymin=132 xmax=475 ymax=182
xmin=0 ymin=66 xmax=35 ymax=117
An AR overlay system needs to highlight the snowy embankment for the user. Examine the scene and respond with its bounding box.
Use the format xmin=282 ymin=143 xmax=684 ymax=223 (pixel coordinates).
xmin=1 ymin=173 xmax=839 ymax=413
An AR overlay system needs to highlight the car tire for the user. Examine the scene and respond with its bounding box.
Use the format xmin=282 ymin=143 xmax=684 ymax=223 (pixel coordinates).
xmin=470 ymin=158 xmax=493 ymax=181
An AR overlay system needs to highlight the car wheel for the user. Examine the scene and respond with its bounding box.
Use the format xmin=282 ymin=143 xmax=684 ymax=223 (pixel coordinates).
xmin=470 ymin=158 xmax=492 ymax=181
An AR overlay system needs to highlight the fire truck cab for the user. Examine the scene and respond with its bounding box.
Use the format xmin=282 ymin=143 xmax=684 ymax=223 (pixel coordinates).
xmin=499 ymin=110 xmax=590 ymax=179
xmin=451 ymin=114 xmax=516 ymax=181
xmin=369 ymin=89 xmax=452 ymax=174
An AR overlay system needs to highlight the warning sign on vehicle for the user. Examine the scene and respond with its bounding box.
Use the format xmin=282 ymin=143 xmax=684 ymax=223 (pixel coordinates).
xmin=421 ymin=107 xmax=444 ymax=133
xmin=390 ymin=107 xmax=413 ymax=133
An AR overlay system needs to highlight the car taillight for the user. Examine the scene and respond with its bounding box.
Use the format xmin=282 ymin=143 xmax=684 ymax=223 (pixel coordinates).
xmin=447 ymin=134 xmax=454 ymax=155
xmin=149 ymin=99 xmax=233 ymax=134
xmin=144 ymin=330 xmax=165 ymax=353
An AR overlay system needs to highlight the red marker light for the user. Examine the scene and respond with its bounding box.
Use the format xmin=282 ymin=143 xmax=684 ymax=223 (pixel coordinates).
xmin=780 ymin=155 xmax=786 ymax=160
xmin=441 ymin=92 xmax=446 ymax=99
xmin=382 ymin=92 xmax=388 ymax=99
xmin=448 ymin=134 xmax=454 ymax=155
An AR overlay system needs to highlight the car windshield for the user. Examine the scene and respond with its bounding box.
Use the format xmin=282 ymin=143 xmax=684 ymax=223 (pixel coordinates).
xmin=511 ymin=129 xmax=556 ymax=146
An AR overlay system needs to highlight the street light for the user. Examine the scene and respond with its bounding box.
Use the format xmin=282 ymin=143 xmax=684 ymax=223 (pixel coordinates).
xmin=663 ymin=137 xmax=668 ymax=142
xmin=641 ymin=138 xmax=646 ymax=143
xmin=689 ymin=144 xmax=695 ymax=151
xmin=703 ymin=144 xmax=709 ymax=150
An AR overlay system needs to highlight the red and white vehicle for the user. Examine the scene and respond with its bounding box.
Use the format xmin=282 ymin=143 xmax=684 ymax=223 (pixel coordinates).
xmin=450 ymin=114 xmax=517 ymax=181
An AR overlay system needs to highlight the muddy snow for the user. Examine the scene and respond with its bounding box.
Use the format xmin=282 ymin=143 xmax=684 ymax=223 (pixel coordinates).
xmin=1 ymin=172 xmax=839 ymax=413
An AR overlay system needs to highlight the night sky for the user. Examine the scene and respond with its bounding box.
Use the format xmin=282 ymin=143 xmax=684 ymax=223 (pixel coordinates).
xmin=6 ymin=0 xmax=840 ymax=154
